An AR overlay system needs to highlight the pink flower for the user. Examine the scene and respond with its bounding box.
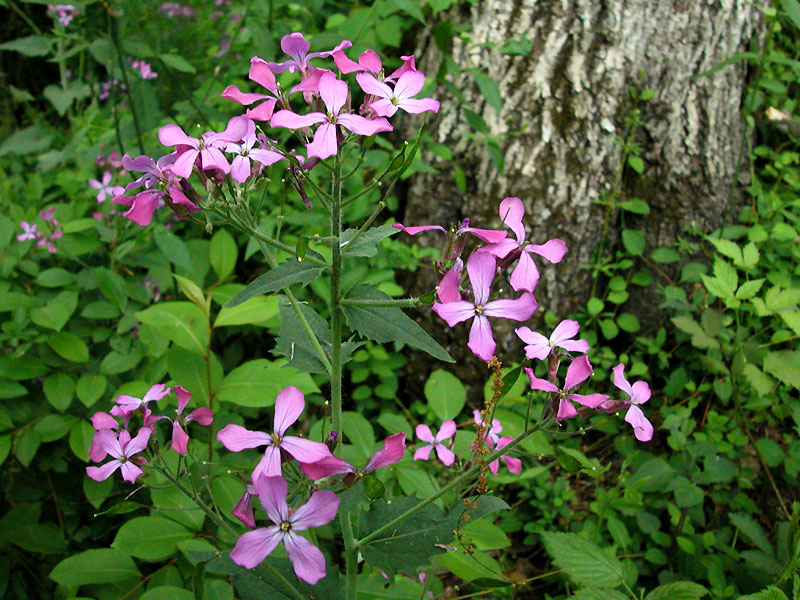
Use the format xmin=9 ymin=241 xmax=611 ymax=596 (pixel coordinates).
xmin=271 ymin=72 xmax=393 ymax=160
xmin=611 ymin=364 xmax=653 ymax=442
xmin=333 ymin=48 xmax=383 ymax=75
xmin=393 ymin=217 xmax=507 ymax=246
xmin=432 ymin=252 xmax=536 ymax=362
xmin=482 ymin=197 xmax=568 ymax=293
xmin=221 ymin=57 xmax=282 ymax=121
xmin=436 ymin=258 xmax=464 ymax=303
xmin=486 ymin=436 xmax=522 ymax=475
xmin=130 ymin=59 xmax=158 ymax=80
xmin=86 ymin=428 xmax=151 ymax=483
xmin=472 ymin=409 xmax=502 ymax=444
xmin=265 ymin=33 xmax=352 ymax=77
xmin=224 ymin=118 xmax=285 ymax=184
xmin=167 ymin=386 xmax=214 ymax=454
xmin=515 ymin=319 xmax=590 ymax=361
xmin=89 ymin=170 xmax=124 ymax=203
xmin=48 ymin=4 xmax=77 ymax=26
xmin=524 ymin=356 xmax=608 ymax=420
xmin=356 ymin=70 xmax=440 ymax=117
xmin=36 ymin=229 xmax=63 ymax=253
xmin=414 ymin=421 xmax=456 ymax=466
xmin=88 ymin=412 xmax=122 ymax=462
xmin=16 ymin=221 xmax=39 ymax=242
xmin=110 ymin=383 xmax=171 ymax=418
xmin=217 ymin=386 xmax=332 ymax=480
xmin=299 ymin=432 xmax=406 ymax=480
xmin=158 ymin=116 xmax=249 ymax=178
xmin=230 ymin=475 xmax=339 ymax=584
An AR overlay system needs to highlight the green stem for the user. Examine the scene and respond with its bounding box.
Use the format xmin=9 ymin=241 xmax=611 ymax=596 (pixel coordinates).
xmin=330 ymin=155 xmax=344 ymax=449
xmin=341 ymin=512 xmax=358 ymax=600
xmin=339 ymin=297 xmax=421 ymax=308
xmin=356 ymin=416 xmax=554 ymax=549
xmin=247 ymin=226 xmax=328 ymax=267
xmin=341 ymin=199 xmax=387 ymax=250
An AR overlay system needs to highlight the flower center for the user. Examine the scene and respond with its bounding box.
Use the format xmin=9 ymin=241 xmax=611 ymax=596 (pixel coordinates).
xmin=271 ymin=433 xmax=282 ymax=446
xmin=391 ymin=96 xmax=399 ymax=105
xmin=474 ymin=305 xmax=485 ymax=315
xmin=280 ymin=520 xmax=291 ymax=532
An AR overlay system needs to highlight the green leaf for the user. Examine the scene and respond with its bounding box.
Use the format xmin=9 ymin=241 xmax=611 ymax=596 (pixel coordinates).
xmin=736 ymin=278 xmax=765 ymax=300
xmin=540 ymin=532 xmax=624 ymax=588
xmin=154 ymin=226 xmax=193 ymax=271
xmin=671 ymin=315 xmax=719 ymax=349
xmin=69 ymin=421 xmax=95 ymax=461
xmin=341 ymin=223 xmax=399 ymax=257
xmin=43 ymin=373 xmax=75 ymax=412
xmin=782 ymin=0 xmax=800 ymax=30
xmin=50 ymin=549 xmax=140 ymax=586
xmin=226 ymin=258 xmax=324 ymax=307
xmin=780 ymin=311 xmax=800 ymax=336
xmin=47 ymin=331 xmax=89 ymax=362
xmin=113 ymin=516 xmax=194 ymax=561
xmin=424 ymin=369 xmax=466 ymax=421
xmin=274 ymin=298 xmax=331 ymax=374
xmin=0 ymin=356 xmax=48 ymax=381
xmin=616 ymin=313 xmax=640 ymax=333
xmin=0 ymin=125 xmax=52 ymax=157
xmin=619 ymin=199 xmax=650 ymax=215
xmin=209 ymin=229 xmax=237 ymax=281
xmin=764 ymin=351 xmax=800 ymax=389
xmin=706 ymin=237 xmax=743 ymax=264
xmin=0 ymin=35 xmax=54 ymax=56
xmin=215 ymin=359 xmax=318 ymax=407
xmin=730 ymin=513 xmax=773 ymax=554
xmin=439 ymin=548 xmax=506 ymax=584
xmin=158 ymin=53 xmax=196 ymax=73
xmin=627 ymin=155 xmax=645 ymax=173
xmin=621 ymin=229 xmax=645 ymax=256
xmin=151 ymin=486 xmax=205 ymax=531
xmin=361 ymin=495 xmax=458 ymax=581
xmin=651 ymin=247 xmax=680 ymax=264
xmin=342 ymin=411 xmax=375 ymax=458
xmin=135 ymin=302 xmax=209 ymax=355
xmin=36 ymin=267 xmax=74 ymax=287
xmin=342 ymin=285 xmax=453 ymax=362
xmin=96 ymin=267 xmax=128 ymax=311
xmin=173 ymin=274 xmax=207 ymax=314
xmin=392 ymin=0 xmax=425 ymax=23
xmin=472 ymin=70 xmax=504 ymax=114
xmin=587 ymin=297 xmax=604 ymax=315
xmin=14 ymin=428 xmax=41 ymax=467
xmin=76 ymin=374 xmax=107 ymax=407
xmin=43 ymin=84 xmax=73 ymax=116
xmin=167 ymin=347 xmax=221 ymax=407
xmin=215 ymin=296 xmax=279 ymax=327
xmin=140 ymin=586 xmax=194 ymax=600
xmin=30 ymin=291 xmax=78 ymax=331
xmin=742 ymin=364 xmax=774 ymax=397
xmin=571 ymin=588 xmax=629 ymax=600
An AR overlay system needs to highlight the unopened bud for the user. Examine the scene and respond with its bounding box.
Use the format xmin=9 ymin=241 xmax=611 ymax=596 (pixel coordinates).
xmin=325 ymin=431 xmax=338 ymax=452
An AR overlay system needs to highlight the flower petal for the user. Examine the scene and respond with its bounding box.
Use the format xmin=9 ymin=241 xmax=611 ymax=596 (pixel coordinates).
xmin=524 ymin=368 xmax=559 ymax=393
xmin=281 ymin=436 xmax=332 ymax=464
xmin=466 ymin=252 xmax=495 ymax=306
xmin=253 ymin=445 xmax=283 ymax=480
xmin=396 ymin=97 xmax=440 ymax=114
xmin=221 ymin=85 xmax=269 ymax=106
xmin=625 ymin=405 xmax=653 ymax=442
xmin=394 ymin=70 xmax=426 ymax=99
xmin=186 ymin=407 xmax=214 ymax=425
xmin=291 ymin=490 xmax=340 ymax=530
xmin=515 ymin=327 xmax=551 ymax=360
xmin=508 ymin=252 xmax=540 ymax=293
xmin=306 ymin=123 xmax=338 ymax=160
xmin=392 ymin=223 xmax=446 ymax=236
xmin=319 ymin=72 xmax=348 ymax=115
xmin=467 ymin=315 xmax=496 ymax=362
xmin=355 ymin=72 xmax=392 ymax=98
xmin=437 ymin=258 xmax=463 ymax=303
xmin=432 ymin=300 xmax=475 ymax=327
xmin=498 ymin=197 xmax=526 ymax=243
xmin=86 ymin=460 xmax=121 ymax=482
xmin=254 ymin=475 xmax=290 ymax=524
xmin=415 ymin=424 xmax=435 ymax=444
xmin=120 ymin=461 xmax=145 ymax=483
xmin=364 ymin=432 xmax=406 ymax=473
xmin=526 ymin=238 xmax=568 ymax=263
xmin=284 ymin=532 xmax=327 ymax=585
xmin=273 ymin=386 xmax=305 ymax=436
xmin=611 ymin=364 xmax=633 ymax=397
xmin=230 ymin=526 xmax=283 ymax=569
xmin=159 ymin=124 xmax=197 ymax=148
xmin=271 ymin=110 xmax=327 ymax=130
xmin=299 ymin=455 xmax=355 ymax=480
xmin=483 ymin=293 xmax=537 ymax=321
xmin=92 ymin=428 xmax=123 ymax=458
xmin=337 ymin=114 xmax=393 ymax=136
xmin=435 ymin=420 xmax=456 ymax=442
xmin=413 ymin=444 xmax=433 ymax=461
xmin=249 ymin=57 xmax=279 ymax=94
xmin=564 ymin=355 xmax=593 ymax=391
xmin=217 ymin=424 xmax=271 ymax=451
xmin=569 ymin=393 xmax=609 ymax=409
xmin=123 ymin=427 xmax=152 ymax=456
xmin=171 ymin=421 xmax=189 ymax=455
xmin=434 ymin=444 xmax=455 ymax=466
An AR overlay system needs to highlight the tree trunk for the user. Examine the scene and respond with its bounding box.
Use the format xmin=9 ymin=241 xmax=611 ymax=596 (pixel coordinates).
xmin=399 ymin=0 xmax=761 ymax=392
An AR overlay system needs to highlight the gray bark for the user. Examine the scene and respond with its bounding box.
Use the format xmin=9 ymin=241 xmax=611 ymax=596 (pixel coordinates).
xmin=399 ymin=0 xmax=760 ymax=387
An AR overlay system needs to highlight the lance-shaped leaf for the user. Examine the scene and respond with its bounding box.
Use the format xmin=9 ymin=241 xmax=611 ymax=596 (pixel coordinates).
xmin=342 ymin=285 xmax=453 ymax=362
xmin=340 ymin=223 xmax=398 ymax=258
xmin=226 ymin=253 xmax=326 ymax=308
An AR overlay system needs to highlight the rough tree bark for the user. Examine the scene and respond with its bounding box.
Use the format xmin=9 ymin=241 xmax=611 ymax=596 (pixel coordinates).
xmin=399 ymin=0 xmax=761 ymax=390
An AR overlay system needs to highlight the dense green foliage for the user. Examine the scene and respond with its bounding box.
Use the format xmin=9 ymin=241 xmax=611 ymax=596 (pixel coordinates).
xmin=1 ymin=0 xmax=799 ymax=599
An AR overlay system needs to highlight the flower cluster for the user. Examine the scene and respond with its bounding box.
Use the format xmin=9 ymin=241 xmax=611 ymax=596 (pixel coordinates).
xmin=111 ymin=32 xmax=438 ymax=227
xmin=157 ymin=2 xmax=195 ymax=18
xmin=130 ymin=59 xmax=158 ymax=80
xmin=16 ymin=207 xmax=63 ymax=253
xmin=47 ymin=4 xmax=77 ymax=26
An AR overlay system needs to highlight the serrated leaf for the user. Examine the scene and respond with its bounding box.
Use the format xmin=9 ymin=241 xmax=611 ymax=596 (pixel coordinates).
xmin=742 ymin=242 xmax=760 ymax=267
xmin=540 ymin=532 xmax=624 ymax=588
xmin=736 ymin=279 xmax=765 ymax=300
xmin=0 ymin=35 xmax=54 ymax=56
xmin=645 ymin=581 xmax=709 ymax=600
xmin=342 ymin=285 xmax=453 ymax=362
xmin=571 ymin=588 xmax=628 ymax=600
xmin=274 ymin=298 xmax=331 ymax=374
xmin=226 ymin=258 xmax=324 ymax=307
xmin=706 ymin=237 xmax=743 ymax=264
xmin=731 ymin=513 xmax=774 ymax=554
xmin=341 ymin=223 xmax=399 ymax=258
xmin=392 ymin=0 xmax=425 ymax=22
xmin=782 ymin=0 xmax=800 ymax=30
xmin=780 ymin=311 xmax=800 ymax=336
xmin=671 ymin=315 xmax=719 ymax=349
xmin=743 ymin=364 xmax=775 ymax=397
xmin=764 ymin=351 xmax=800 ymax=389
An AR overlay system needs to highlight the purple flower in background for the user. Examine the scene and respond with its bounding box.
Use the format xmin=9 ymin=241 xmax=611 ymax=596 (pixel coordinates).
xmin=48 ymin=4 xmax=77 ymax=26
xmin=225 ymin=118 xmax=285 ymax=184
xmin=158 ymin=2 xmax=195 ymax=17
xmin=515 ymin=319 xmax=590 ymax=361
xmin=217 ymin=386 xmax=332 ymax=480
xmin=167 ymin=386 xmax=214 ymax=454
xmin=432 ymin=252 xmax=536 ymax=362
xmin=611 ymin=364 xmax=653 ymax=442
xmin=525 ymin=356 xmax=608 ymax=420
xmin=158 ymin=116 xmax=249 ymax=177
xmin=230 ymin=475 xmax=339 ymax=584
xmin=266 ymin=32 xmax=352 ymax=77
xmin=482 ymin=197 xmax=568 ymax=293
xmin=271 ymin=71 xmax=393 ymax=160
xmin=130 ymin=59 xmax=158 ymax=80
xmin=300 ymin=432 xmax=406 ymax=480
xmin=356 ymin=70 xmax=440 ymax=117
xmin=86 ymin=428 xmax=151 ymax=483
xmin=89 ymin=171 xmax=124 ymax=203
xmin=487 ymin=436 xmax=522 ymax=475
xmin=110 ymin=383 xmax=171 ymax=418
xmin=16 ymin=222 xmax=39 ymax=242
xmin=414 ymin=421 xmax=456 ymax=466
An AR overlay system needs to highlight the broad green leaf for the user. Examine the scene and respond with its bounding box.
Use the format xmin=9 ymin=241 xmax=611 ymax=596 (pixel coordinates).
xmin=215 ymin=359 xmax=318 ymax=407
xmin=0 ymin=36 xmax=54 ymax=56
xmin=30 ymin=291 xmax=78 ymax=331
xmin=621 ymin=229 xmax=645 ymax=255
xmin=782 ymin=0 xmax=800 ymax=30
xmin=151 ymin=486 xmax=204 ymax=530
xmin=619 ymin=199 xmax=650 ymax=214
xmin=738 ymin=587 xmax=789 ymax=600
xmin=706 ymin=237 xmax=742 ymax=264
xmin=76 ymin=374 xmax=107 ymax=407
xmin=392 ymin=0 xmax=425 ymax=22
xmin=136 ymin=302 xmax=209 ymax=354
xmin=439 ymin=547 xmax=505 ymax=583
xmin=459 ymin=519 xmax=510 ymax=550
xmin=340 ymin=223 xmax=399 ymax=257
xmin=764 ymin=351 xmax=800 ymax=389
xmin=671 ymin=315 xmax=719 ymax=349
xmin=472 ymin=70 xmax=504 ymax=114
xmin=215 ymin=295 xmax=279 ymax=327
xmin=755 ymin=438 xmax=785 ymax=468
xmin=69 ymin=421 xmax=96 ymax=461
xmin=34 ymin=414 xmax=77 ymax=442
xmin=226 ymin=258 xmax=324 ymax=307
xmin=154 ymin=226 xmax=193 ymax=271
xmin=342 ymin=411 xmax=375 ymax=458
xmin=84 ymin=476 xmax=114 ymax=510
xmin=0 ymin=356 xmax=48 ymax=381
xmin=780 ymin=311 xmax=800 ymax=336
xmin=730 ymin=513 xmax=774 ymax=554
xmin=167 ymin=347 xmax=222 ymax=406
xmin=141 ymin=586 xmax=194 ymax=600
xmin=0 ymin=125 xmax=51 ymax=157
xmin=736 ymin=278 xmax=765 ymax=300
xmin=571 ymin=588 xmax=628 ymax=600
xmin=14 ymin=428 xmax=41 ymax=467
xmin=209 ymin=228 xmax=237 ymax=281
xmin=49 ymin=549 xmax=140 ymax=586
xmin=10 ymin=522 xmax=66 ymax=555
xmin=43 ymin=373 xmax=75 ymax=412
xmin=158 ymin=53 xmax=196 ymax=73
xmin=96 ymin=267 xmax=128 ymax=311
xmin=47 ymin=331 xmax=89 ymax=362
xmin=424 ymin=369 xmax=466 ymax=421
xmin=342 ymin=285 xmax=453 ymax=362
xmin=36 ymin=267 xmax=74 ymax=287
xmin=113 ymin=517 xmax=194 ymax=561
xmin=540 ymin=532 xmax=624 ymax=588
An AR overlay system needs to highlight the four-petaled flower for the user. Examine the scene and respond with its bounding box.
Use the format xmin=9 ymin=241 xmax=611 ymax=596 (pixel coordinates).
xmin=265 ymin=32 xmax=352 ymax=77
xmin=217 ymin=386 xmax=332 ymax=480
xmin=299 ymin=432 xmax=406 ymax=480
xmin=89 ymin=170 xmax=123 ymax=203
xmin=356 ymin=70 xmax=440 ymax=117
xmin=611 ymin=364 xmax=653 ymax=442
xmin=414 ymin=421 xmax=457 ymax=466
xmin=432 ymin=252 xmax=536 ymax=362
xmin=525 ymin=356 xmax=609 ymax=420
xmin=486 ymin=436 xmax=522 ymax=475
xmin=472 ymin=409 xmax=502 ymax=444
xmin=167 ymin=386 xmax=214 ymax=454
xmin=86 ymin=428 xmax=151 ymax=483
xmin=230 ymin=475 xmax=340 ymax=584
xmin=224 ymin=118 xmax=285 ymax=184
xmin=110 ymin=383 xmax=171 ymax=418
xmin=158 ymin=116 xmax=250 ymax=178
xmin=16 ymin=221 xmax=38 ymax=242
xmin=515 ymin=319 xmax=590 ymax=361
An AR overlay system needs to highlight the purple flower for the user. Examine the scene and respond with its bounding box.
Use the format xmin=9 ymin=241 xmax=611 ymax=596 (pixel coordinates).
xmin=432 ymin=252 xmax=536 ymax=362
xmin=414 ymin=421 xmax=456 ymax=466
xmin=333 ymin=48 xmax=383 ymax=75
xmin=299 ymin=432 xmax=406 ymax=480
xmin=86 ymin=428 xmax=151 ymax=483
xmin=16 ymin=221 xmax=39 ymax=242
xmin=271 ymin=71 xmax=393 ymax=160
xmin=217 ymin=386 xmax=332 ymax=480
xmin=88 ymin=412 xmax=122 ymax=462
xmin=230 ymin=475 xmax=339 ymax=584
xmin=158 ymin=116 xmax=249 ymax=178
xmin=266 ymin=32 xmax=352 ymax=77
xmin=224 ymin=118 xmax=285 ymax=184
xmin=356 ymin=70 xmax=440 ymax=117
xmin=515 ymin=319 xmax=590 ymax=361
xmin=168 ymin=386 xmax=214 ymax=455
xmin=222 ymin=57 xmax=282 ymax=121
xmin=611 ymin=364 xmax=653 ymax=442
xmin=524 ymin=356 xmax=608 ymax=419
xmin=110 ymin=383 xmax=171 ymax=418
xmin=48 ymin=4 xmax=77 ymax=26
xmin=89 ymin=170 xmax=124 ymax=203
xmin=393 ymin=217 xmax=507 ymax=246
xmin=487 ymin=436 xmax=521 ymax=475
xmin=482 ymin=197 xmax=568 ymax=293
xmin=436 ymin=258 xmax=464 ymax=303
